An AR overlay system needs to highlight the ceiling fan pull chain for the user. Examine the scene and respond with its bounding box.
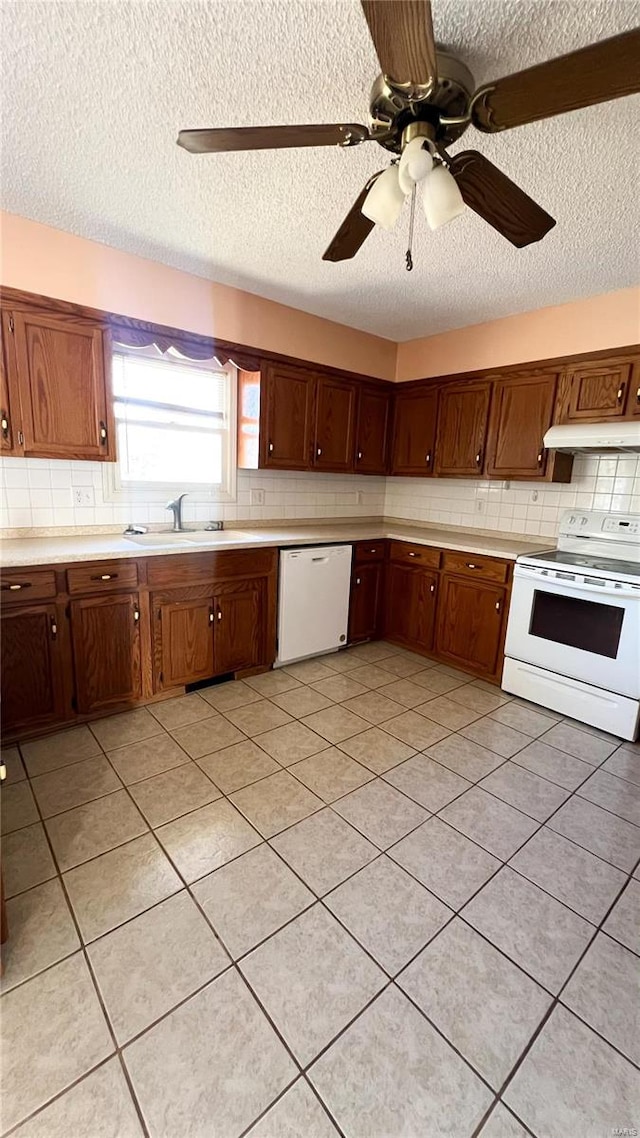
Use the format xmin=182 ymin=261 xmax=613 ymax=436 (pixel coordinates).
xmin=405 ymin=183 xmax=417 ymax=271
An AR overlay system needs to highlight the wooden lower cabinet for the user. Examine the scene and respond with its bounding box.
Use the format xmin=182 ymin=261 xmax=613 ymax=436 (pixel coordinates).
xmin=349 ymin=562 xmax=383 ymax=643
xmin=434 ymin=574 xmax=507 ymax=677
xmin=70 ymin=592 xmax=142 ymax=713
xmin=385 ymin=562 xmax=438 ymax=652
xmin=0 ymin=602 xmax=66 ymax=733
xmin=153 ymin=592 xmax=215 ymax=690
xmin=214 ymin=581 xmax=266 ymax=673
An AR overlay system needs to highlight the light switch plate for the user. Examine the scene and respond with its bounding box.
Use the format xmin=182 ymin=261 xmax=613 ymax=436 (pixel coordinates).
xmin=250 ymin=488 xmax=265 ymax=505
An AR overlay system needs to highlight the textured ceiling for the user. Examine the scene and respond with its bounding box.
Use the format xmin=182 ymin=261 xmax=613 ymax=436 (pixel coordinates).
xmin=2 ymin=0 xmax=639 ymax=340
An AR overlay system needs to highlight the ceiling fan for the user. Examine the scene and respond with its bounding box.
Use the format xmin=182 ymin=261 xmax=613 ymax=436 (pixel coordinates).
xmin=177 ymin=1 xmax=640 ymax=261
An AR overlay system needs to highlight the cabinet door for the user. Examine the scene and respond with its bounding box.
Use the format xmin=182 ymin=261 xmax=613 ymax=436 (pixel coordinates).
xmin=6 ymin=309 xmax=112 ymax=460
xmin=385 ymin=563 xmax=437 ymax=652
xmin=313 ymin=375 xmax=357 ymax=472
xmin=349 ymin=562 xmax=383 ymax=643
xmin=435 ymin=380 xmax=492 ymax=476
xmin=154 ymin=596 xmax=215 ymax=690
xmin=260 ymin=363 xmax=313 ymax=469
xmin=486 ymin=373 xmax=559 ymax=478
xmin=214 ymin=581 xmax=265 ymax=674
xmin=0 ymin=322 xmax=19 ymax=454
xmin=1 ymin=603 xmax=65 ymax=733
xmin=564 ymin=360 xmax=633 ymax=421
xmin=435 ymin=575 xmax=506 ymax=676
xmin=628 ymin=363 xmax=640 ymax=417
xmin=390 ymin=387 xmax=438 ymax=476
xmin=71 ymin=592 xmax=142 ymax=713
xmin=354 ymin=387 xmax=389 ymax=474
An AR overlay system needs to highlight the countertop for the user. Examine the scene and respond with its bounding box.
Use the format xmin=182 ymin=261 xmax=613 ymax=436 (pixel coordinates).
xmin=0 ymin=521 xmax=550 ymax=568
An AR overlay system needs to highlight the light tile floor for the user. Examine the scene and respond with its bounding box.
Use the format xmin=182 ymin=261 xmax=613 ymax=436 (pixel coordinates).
xmin=1 ymin=640 xmax=639 ymax=1138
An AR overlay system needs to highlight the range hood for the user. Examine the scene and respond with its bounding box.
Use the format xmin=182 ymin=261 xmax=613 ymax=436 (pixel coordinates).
xmin=544 ymin=421 xmax=640 ymax=454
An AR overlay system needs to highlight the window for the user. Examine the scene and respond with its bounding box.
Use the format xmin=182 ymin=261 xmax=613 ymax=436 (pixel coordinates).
xmin=109 ymin=344 xmax=236 ymax=501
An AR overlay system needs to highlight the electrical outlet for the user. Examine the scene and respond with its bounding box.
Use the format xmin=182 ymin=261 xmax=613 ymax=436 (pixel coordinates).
xmin=475 ymin=499 xmax=485 ymax=514
xmin=530 ymin=489 xmax=539 ymax=503
xmin=355 ymin=490 xmax=364 ymax=505
xmin=73 ymin=487 xmax=95 ymax=507
xmin=250 ymin=488 xmax=265 ymax=506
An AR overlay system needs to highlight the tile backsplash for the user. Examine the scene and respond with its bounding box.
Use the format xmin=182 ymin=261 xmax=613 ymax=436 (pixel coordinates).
xmin=384 ymin=455 xmax=640 ymax=538
xmin=1 ymin=454 xmax=639 ymax=539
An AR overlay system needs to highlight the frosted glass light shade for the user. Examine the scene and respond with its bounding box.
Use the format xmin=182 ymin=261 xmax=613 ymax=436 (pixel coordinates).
xmin=361 ymin=165 xmax=405 ymax=230
xmin=398 ymin=138 xmax=433 ymax=194
xmin=423 ymin=164 xmax=465 ymax=230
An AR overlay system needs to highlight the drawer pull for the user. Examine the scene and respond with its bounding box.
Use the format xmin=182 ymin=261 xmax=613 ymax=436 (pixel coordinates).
xmin=91 ymin=573 xmax=117 ymax=581
xmin=467 ymin=563 xmax=479 ymax=570
xmin=3 ymin=582 xmax=32 ymax=591
xmin=369 ymin=548 xmax=377 ymax=554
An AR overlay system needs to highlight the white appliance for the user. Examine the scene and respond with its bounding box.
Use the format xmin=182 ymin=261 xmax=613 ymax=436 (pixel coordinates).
xmin=544 ymin=420 xmax=640 ymax=454
xmin=503 ymin=510 xmax=640 ymax=740
xmin=276 ymin=545 xmax=352 ymax=666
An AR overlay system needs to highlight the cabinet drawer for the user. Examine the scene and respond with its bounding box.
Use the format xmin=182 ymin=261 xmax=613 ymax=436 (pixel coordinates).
xmin=389 ymin=541 xmax=440 ymax=569
xmin=442 ymin=551 xmax=510 ymax=584
xmin=353 ymin=540 xmax=386 ymax=564
xmin=1 ymin=569 xmax=57 ymax=604
xmin=67 ymin=560 xmax=139 ymax=595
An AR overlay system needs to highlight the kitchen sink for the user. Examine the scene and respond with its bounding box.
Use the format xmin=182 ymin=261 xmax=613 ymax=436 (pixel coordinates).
xmin=124 ymin=530 xmax=261 ymax=547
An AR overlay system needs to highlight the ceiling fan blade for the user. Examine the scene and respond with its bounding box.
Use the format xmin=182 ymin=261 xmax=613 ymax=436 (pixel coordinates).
xmin=449 ymin=150 xmax=556 ymax=248
xmin=322 ymin=172 xmax=384 ymax=262
xmin=361 ymin=0 xmax=437 ymax=90
xmin=472 ymin=29 xmax=640 ymax=132
xmin=177 ymin=123 xmax=371 ymax=154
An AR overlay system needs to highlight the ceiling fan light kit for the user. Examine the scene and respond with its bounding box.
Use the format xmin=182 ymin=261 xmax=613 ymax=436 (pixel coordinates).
xmin=177 ymin=3 xmax=640 ymax=263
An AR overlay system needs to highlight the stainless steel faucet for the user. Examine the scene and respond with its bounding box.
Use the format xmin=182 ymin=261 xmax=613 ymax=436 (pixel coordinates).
xmin=166 ymin=493 xmax=188 ymax=531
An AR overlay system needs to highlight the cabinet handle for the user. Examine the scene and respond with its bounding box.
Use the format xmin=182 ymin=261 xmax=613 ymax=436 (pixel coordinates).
xmin=408 ymin=551 xmax=417 ymax=558
xmin=99 ymin=421 xmax=108 ymax=445
xmin=537 ymin=449 xmax=544 ymax=466
xmin=268 ymin=441 xmax=274 ymax=453
xmin=495 ymin=600 xmax=501 ymax=613
xmin=50 ymin=616 xmax=57 ymax=639
xmin=430 ymin=583 xmax=435 ymax=593
xmin=217 ymin=608 xmax=222 ymax=621
xmin=425 ymin=451 xmax=431 ymax=466
xmin=17 ymin=430 xmax=24 ymax=446
xmin=355 ymin=577 xmax=361 ymax=585
xmin=475 ymin=449 xmax=483 ymax=467
xmin=466 ymin=563 xmax=479 ymax=570
xmin=209 ymin=609 xmax=215 ymax=624
xmin=133 ymin=609 xmax=140 ymax=622
xmin=369 ymin=548 xmax=377 ymax=554
xmin=617 ymin=384 xmax=626 ymax=405
xmin=357 ymin=451 xmax=363 ymax=461
xmin=1 ymin=411 xmax=9 ymax=440
xmin=636 ymin=386 xmax=640 ymax=405
xmin=91 ymin=573 xmax=117 ymax=581
xmin=0 ymin=762 xmax=5 ymax=782
xmin=317 ymin=447 xmax=322 ymax=457
xmin=2 ymin=582 xmax=32 ymax=591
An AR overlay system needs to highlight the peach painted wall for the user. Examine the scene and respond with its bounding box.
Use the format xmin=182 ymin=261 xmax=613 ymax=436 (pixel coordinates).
xmin=0 ymin=211 xmax=396 ymax=380
xmin=396 ymin=287 xmax=640 ymax=381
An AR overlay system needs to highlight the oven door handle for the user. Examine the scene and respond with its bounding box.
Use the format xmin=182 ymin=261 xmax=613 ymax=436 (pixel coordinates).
xmin=514 ymin=565 xmax=638 ymax=601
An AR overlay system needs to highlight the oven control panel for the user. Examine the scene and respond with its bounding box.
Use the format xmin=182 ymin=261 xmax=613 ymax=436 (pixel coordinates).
xmin=560 ymin=510 xmax=640 ymax=539
xmin=602 ymin=517 xmax=639 ymax=535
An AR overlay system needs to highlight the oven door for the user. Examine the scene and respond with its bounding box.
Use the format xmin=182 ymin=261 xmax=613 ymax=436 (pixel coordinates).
xmin=505 ymin=564 xmax=640 ymax=698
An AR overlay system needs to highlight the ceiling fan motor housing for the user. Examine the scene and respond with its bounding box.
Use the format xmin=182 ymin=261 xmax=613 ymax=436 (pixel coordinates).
xmin=368 ymin=50 xmax=475 ymax=151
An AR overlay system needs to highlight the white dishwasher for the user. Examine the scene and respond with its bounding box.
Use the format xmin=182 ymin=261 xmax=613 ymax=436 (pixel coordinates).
xmin=276 ymin=545 xmax=353 ymax=666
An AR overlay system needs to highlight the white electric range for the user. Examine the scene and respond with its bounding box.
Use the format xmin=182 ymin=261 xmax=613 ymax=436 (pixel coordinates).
xmin=503 ymin=510 xmax=640 ymax=741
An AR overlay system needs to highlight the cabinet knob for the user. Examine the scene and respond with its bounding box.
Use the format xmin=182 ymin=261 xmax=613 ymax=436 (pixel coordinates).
xmin=425 ymin=451 xmax=431 ymax=466
xmin=475 ymin=450 xmax=483 ymax=467
xmin=209 ymin=610 xmax=214 ymax=624
xmin=217 ymin=609 xmax=222 ymax=621
xmin=357 ymin=451 xmax=363 ymax=460
xmin=355 ymin=577 xmax=361 ymax=585
xmin=408 ymin=551 xmax=417 ymax=558
xmin=495 ymin=600 xmax=501 ymax=613
xmin=268 ymin=442 xmax=274 ymax=453
xmin=317 ymin=447 xmax=322 ymax=457
xmin=3 ymin=582 xmax=31 ymax=591
xmin=1 ymin=411 xmax=9 ymax=439
xmin=99 ymin=421 xmax=108 ymax=444
xmin=617 ymin=384 xmax=626 ymax=404
xmin=467 ymin=563 xmax=478 ymax=570
xmin=91 ymin=573 xmax=117 ymax=581
xmin=133 ymin=609 xmax=140 ymax=622
xmin=537 ymin=449 xmax=544 ymax=466
xmin=430 ymin=583 xmax=435 ymax=593
xmin=50 ymin=617 xmax=57 ymax=639
xmin=636 ymin=386 xmax=640 ymax=405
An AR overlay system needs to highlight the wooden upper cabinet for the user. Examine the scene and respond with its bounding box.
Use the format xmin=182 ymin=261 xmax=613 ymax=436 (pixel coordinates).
xmin=435 ymin=380 xmax=492 ymax=476
xmin=0 ymin=322 xmax=19 ymax=453
xmin=485 ymin=372 xmax=560 ymax=479
xmin=354 ymin=386 xmax=389 ymax=474
xmin=4 ymin=309 xmax=113 ymax=460
xmin=0 ymin=602 xmax=66 ymax=733
xmin=260 ymin=362 xmax=314 ymax=469
xmin=214 ymin=580 xmax=265 ymax=673
xmin=562 ymin=359 xmax=634 ymax=421
xmin=70 ymin=592 xmax=142 ymax=713
xmin=630 ymin=363 xmax=640 ymax=417
xmin=390 ymin=386 xmax=438 ymax=476
xmin=313 ymin=375 xmax=357 ymax=472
